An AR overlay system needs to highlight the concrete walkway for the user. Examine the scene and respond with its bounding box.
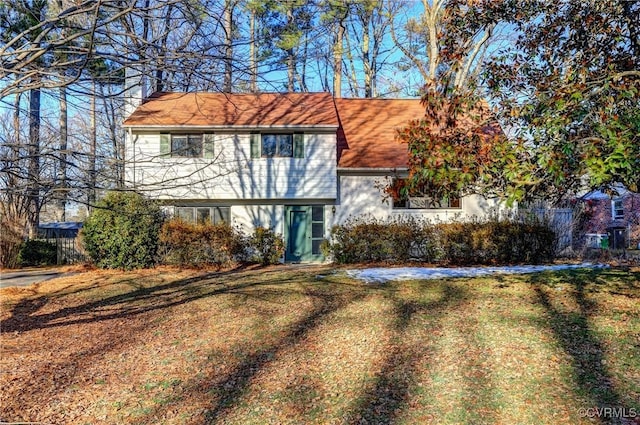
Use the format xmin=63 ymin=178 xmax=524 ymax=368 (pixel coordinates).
xmin=0 ymin=268 xmax=74 ymax=288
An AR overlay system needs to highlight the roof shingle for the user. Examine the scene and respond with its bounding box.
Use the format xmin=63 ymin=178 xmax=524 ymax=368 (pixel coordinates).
xmin=124 ymin=92 xmax=429 ymax=169
xmin=334 ymin=98 xmax=424 ymax=168
xmin=123 ymin=92 xmax=340 ymax=128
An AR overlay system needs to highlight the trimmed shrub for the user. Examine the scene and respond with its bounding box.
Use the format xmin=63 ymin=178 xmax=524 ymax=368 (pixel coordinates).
xmin=328 ymin=215 xmax=434 ymax=263
xmin=18 ymin=239 xmax=57 ymax=266
xmin=326 ymin=215 xmax=556 ymax=265
xmin=81 ymin=191 xmax=164 ymax=270
xmin=249 ymin=226 xmax=285 ymax=265
xmin=438 ymin=217 xmax=555 ymax=265
xmin=159 ymin=219 xmax=247 ymax=267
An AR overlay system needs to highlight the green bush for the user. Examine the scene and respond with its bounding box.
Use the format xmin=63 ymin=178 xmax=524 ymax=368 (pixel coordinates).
xmin=249 ymin=226 xmax=285 ymax=265
xmin=81 ymin=191 xmax=164 ymax=270
xmin=159 ymin=219 xmax=247 ymax=267
xmin=326 ymin=215 xmax=556 ymax=265
xmin=18 ymin=239 xmax=57 ymax=266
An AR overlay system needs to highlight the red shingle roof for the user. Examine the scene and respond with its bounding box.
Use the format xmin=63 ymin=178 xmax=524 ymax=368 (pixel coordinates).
xmin=124 ymin=92 xmax=339 ymax=127
xmin=334 ymin=98 xmax=424 ymax=168
xmin=124 ymin=92 xmax=428 ymax=169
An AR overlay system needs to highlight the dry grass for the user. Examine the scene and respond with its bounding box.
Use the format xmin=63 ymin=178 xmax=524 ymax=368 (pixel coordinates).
xmin=1 ymin=265 xmax=639 ymax=424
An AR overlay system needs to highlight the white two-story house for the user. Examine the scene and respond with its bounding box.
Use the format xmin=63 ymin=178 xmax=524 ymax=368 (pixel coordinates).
xmin=124 ymin=91 xmax=502 ymax=262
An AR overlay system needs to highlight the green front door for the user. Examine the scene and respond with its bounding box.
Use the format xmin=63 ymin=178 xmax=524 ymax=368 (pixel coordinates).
xmin=289 ymin=208 xmax=308 ymax=261
xmin=285 ymin=205 xmax=324 ymax=262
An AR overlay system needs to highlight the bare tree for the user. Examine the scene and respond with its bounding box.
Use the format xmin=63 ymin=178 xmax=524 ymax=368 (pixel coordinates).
xmin=390 ymin=0 xmax=507 ymax=93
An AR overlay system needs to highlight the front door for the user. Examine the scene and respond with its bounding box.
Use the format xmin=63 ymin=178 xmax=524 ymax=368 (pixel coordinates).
xmin=285 ymin=205 xmax=325 ymax=262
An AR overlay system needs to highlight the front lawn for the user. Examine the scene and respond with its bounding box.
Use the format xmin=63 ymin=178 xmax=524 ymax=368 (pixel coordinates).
xmin=1 ymin=265 xmax=639 ymax=424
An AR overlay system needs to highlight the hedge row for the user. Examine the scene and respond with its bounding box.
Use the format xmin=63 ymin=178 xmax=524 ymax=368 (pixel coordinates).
xmin=158 ymin=219 xmax=284 ymax=267
xmin=159 ymin=219 xmax=246 ymax=266
xmin=81 ymin=192 xmax=556 ymax=269
xmin=324 ymin=215 xmax=556 ymax=265
xmin=18 ymin=240 xmax=57 ymax=266
xmin=81 ymin=192 xmax=285 ymax=269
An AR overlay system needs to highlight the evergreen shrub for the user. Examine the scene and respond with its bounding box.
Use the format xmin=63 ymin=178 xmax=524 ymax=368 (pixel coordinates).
xmin=81 ymin=192 xmax=164 ymax=270
xmin=18 ymin=239 xmax=57 ymax=266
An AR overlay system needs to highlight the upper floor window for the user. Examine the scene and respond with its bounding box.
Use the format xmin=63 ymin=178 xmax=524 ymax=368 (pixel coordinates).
xmin=160 ymin=133 xmax=214 ymax=158
xmin=262 ymin=134 xmax=293 ymax=157
xmin=389 ymin=178 xmax=461 ymax=209
xmin=250 ymin=133 xmax=304 ymax=158
xmin=172 ymin=134 xmax=202 ymax=157
xmin=612 ymin=199 xmax=624 ymax=219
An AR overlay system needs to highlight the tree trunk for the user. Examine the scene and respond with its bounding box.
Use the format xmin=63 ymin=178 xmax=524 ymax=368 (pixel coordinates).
xmin=155 ymin=3 xmax=174 ymax=92
xmin=622 ymin=1 xmax=640 ymax=62
xmin=363 ymin=19 xmax=372 ymax=97
xmin=13 ymin=93 xmax=20 ymax=145
xmin=224 ymin=0 xmax=234 ymax=92
xmin=426 ymin=5 xmax=440 ymax=85
xmin=344 ymin=31 xmax=359 ymax=97
xmin=88 ymin=80 xmax=97 ymax=212
xmin=333 ymin=19 xmax=345 ymax=97
xmin=249 ymin=8 xmax=257 ymax=92
xmin=287 ymin=7 xmax=295 ymax=92
xmin=57 ymin=85 xmax=68 ymax=221
xmin=287 ymin=54 xmax=295 ymax=92
xmin=100 ymin=84 xmax=123 ymax=188
xmin=27 ymin=84 xmax=41 ymax=239
xmin=10 ymin=93 xmax=23 ymax=224
xmin=298 ymin=31 xmax=308 ymax=92
xmin=371 ymin=34 xmax=378 ymax=97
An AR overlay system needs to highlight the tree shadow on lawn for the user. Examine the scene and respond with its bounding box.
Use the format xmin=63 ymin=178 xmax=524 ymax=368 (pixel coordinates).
xmin=527 ymin=269 xmax=632 ymax=424
xmin=0 ymin=266 xmax=302 ymax=333
xmin=122 ymin=278 xmax=373 ymax=424
xmin=106 ymin=278 xmax=499 ymax=425
xmin=347 ymin=282 xmax=499 ymax=425
xmin=0 ymin=307 xmax=176 ymax=422
xmin=0 ymin=267 xmax=345 ymax=422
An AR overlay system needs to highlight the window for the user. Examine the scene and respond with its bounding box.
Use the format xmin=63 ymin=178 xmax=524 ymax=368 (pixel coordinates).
xmin=612 ymin=199 xmax=624 ymax=219
xmin=172 ymin=134 xmax=202 ymax=157
xmin=176 ymin=207 xmax=195 ymax=222
xmin=311 ymin=206 xmax=324 ymax=255
xmin=175 ymin=206 xmax=230 ymax=224
xmin=250 ymin=133 xmax=304 ymax=158
xmin=160 ymin=133 xmax=214 ymax=158
xmin=262 ymin=134 xmax=292 ymax=157
xmin=394 ymin=196 xmax=461 ymax=209
xmin=390 ymin=179 xmax=461 ymax=209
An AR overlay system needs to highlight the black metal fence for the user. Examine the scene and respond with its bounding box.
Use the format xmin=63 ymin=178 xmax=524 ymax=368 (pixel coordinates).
xmin=44 ymin=236 xmax=86 ymax=265
xmin=37 ymin=222 xmax=86 ymax=265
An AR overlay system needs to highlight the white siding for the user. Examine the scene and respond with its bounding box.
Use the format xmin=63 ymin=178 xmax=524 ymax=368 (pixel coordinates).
xmin=125 ymin=131 xmax=337 ymax=200
xmin=331 ymin=174 xmax=506 ymax=228
xmin=164 ymin=203 xmax=333 ymax=252
xmin=126 ymin=130 xmax=506 ymax=244
xmin=231 ymin=204 xmax=285 ymax=236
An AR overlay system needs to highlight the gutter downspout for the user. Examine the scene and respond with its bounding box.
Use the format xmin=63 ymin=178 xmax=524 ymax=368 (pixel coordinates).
xmin=128 ymin=127 xmax=135 ymax=190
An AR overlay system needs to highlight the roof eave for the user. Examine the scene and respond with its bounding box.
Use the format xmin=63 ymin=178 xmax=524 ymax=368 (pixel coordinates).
xmin=337 ymin=167 xmax=408 ymax=174
xmin=123 ymin=124 xmax=339 ymax=131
